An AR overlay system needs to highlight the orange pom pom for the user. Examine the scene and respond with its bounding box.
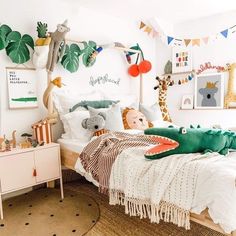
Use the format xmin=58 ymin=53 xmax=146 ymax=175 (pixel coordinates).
xmin=138 ymin=60 xmax=152 ymax=73
xmin=128 ymin=64 xmax=140 ymax=77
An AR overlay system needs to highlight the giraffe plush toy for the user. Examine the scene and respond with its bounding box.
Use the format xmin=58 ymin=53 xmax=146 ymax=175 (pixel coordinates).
xmin=154 ymin=75 xmax=173 ymax=122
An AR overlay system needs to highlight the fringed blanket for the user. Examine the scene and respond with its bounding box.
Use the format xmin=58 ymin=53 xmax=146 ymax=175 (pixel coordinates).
xmin=79 ymin=132 xmax=162 ymax=193
xmin=109 ymin=148 xmax=221 ymax=230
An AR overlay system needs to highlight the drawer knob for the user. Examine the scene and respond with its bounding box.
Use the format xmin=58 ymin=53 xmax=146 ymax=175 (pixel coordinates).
xmin=33 ymin=169 xmax=37 ymax=177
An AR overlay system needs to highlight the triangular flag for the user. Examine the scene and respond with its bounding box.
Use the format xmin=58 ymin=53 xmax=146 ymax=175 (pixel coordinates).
xmin=144 ymin=26 xmax=152 ymax=35
xmin=202 ymin=37 xmax=209 ymax=44
xmin=220 ymin=29 xmax=228 ymax=38
xmin=167 ymin=36 xmax=174 ymax=45
xmin=152 ymin=30 xmax=159 ymax=38
xmin=192 ymin=39 xmax=200 ymax=46
xmin=139 ymin=21 xmax=145 ymax=29
xmin=184 ymin=39 xmax=191 ymax=47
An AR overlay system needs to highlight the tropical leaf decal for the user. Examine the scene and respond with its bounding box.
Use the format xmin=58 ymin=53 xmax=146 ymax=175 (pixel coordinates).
xmin=82 ymin=41 xmax=97 ymax=67
xmin=0 ymin=24 xmax=12 ymax=50
xmin=6 ymin=31 xmax=34 ymax=64
xmin=61 ymin=44 xmax=82 ymax=73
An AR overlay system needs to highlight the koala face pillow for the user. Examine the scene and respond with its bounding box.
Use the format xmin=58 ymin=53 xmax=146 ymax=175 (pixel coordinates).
xmin=122 ymin=108 xmax=153 ymax=130
xmin=82 ymin=112 xmax=108 ymax=136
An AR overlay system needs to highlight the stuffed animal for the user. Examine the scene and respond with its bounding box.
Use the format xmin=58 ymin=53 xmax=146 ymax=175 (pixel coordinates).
xmin=82 ymin=113 xmax=109 ymax=137
xmin=122 ymin=108 xmax=153 ymax=130
xmin=46 ymin=20 xmax=70 ymax=72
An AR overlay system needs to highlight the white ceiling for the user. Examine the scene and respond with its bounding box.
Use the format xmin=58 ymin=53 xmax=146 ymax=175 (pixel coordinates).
xmin=70 ymin=0 xmax=236 ymax=24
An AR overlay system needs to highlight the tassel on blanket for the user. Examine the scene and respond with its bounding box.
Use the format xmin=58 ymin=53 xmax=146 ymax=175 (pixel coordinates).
xmin=109 ymin=190 xmax=190 ymax=230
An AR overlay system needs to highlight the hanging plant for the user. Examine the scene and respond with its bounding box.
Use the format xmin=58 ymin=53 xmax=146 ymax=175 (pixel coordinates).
xmin=6 ymin=31 xmax=34 ymax=64
xmin=82 ymin=41 xmax=97 ymax=67
xmin=0 ymin=24 xmax=12 ymax=50
xmin=61 ymin=43 xmax=82 ymax=73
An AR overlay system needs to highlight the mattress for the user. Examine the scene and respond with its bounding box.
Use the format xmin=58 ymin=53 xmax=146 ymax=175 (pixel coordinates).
xmin=57 ymin=138 xmax=99 ymax=186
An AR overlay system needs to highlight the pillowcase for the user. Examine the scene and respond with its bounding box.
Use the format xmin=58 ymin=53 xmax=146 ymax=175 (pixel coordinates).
xmin=88 ymin=103 xmax=124 ymax=131
xmin=104 ymin=93 xmax=139 ymax=109
xmin=61 ymin=110 xmax=92 ymax=142
xmin=122 ymin=108 xmax=153 ymax=130
xmin=152 ymin=120 xmax=179 ymax=128
xmin=139 ymin=103 xmax=163 ymax=122
xmin=53 ymin=89 xmax=104 ymax=116
xmin=69 ymin=100 xmax=119 ymax=112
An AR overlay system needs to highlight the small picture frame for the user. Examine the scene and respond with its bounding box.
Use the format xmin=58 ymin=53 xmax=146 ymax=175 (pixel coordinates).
xmin=6 ymin=67 xmax=38 ymax=109
xmin=194 ymin=73 xmax=224 ymax=109
xmin=181 ymin=94 xmax=194 ymax=109
xmin=172 ymin=47 xmax=192 ymax=73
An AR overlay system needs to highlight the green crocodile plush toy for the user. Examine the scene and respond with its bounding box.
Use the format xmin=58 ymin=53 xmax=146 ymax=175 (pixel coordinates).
xmin=144 ymin=127 xmax=236 ymax=159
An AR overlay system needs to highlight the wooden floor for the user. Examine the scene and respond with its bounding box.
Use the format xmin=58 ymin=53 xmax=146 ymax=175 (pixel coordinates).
xmin=65 ymin=180 xmax=225 ymax=236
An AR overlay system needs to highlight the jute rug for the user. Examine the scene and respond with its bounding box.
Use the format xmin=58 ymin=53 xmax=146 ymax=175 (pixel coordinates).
xmin=0 ymin=188 xmax=100 ymax=236
xmin=65 ymin=180 xmax=225 ymax=236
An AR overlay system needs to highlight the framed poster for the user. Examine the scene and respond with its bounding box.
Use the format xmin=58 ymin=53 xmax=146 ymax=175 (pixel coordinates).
xmin=172 ymin=47 xmax=192 ymax=73
xmin=181 ymin=94 xmax=194 ymax=109
xmin=194 ymin=73 xmax=224 ymax=109
xmin=6 ymin=68 xmax=38 ymax=109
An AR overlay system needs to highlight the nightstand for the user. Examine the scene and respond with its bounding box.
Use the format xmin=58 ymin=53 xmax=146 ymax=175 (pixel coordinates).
xmin=0 ymin=143 xmax=64 ymax=219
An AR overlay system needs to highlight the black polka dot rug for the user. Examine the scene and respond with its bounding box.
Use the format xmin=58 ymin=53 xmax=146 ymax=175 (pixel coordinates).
xmin=0 ymin=188 xmax=100 ymax=236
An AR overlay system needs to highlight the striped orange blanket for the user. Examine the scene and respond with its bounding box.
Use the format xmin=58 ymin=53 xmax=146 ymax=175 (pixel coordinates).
xmin=79 ymin=132 xmax=171 ymax=193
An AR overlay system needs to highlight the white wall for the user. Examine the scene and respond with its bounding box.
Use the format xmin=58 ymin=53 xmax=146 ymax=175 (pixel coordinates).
xmin=1 ymin=1 xmax=236 ymax=139
xmin=165 ymin=11 xmax=236 ymax=128
xmin=0 ymin=0 xmax=158 ymax=139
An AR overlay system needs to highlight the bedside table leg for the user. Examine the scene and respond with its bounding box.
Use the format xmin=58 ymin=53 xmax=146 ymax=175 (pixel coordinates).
xmin=0 ymin=193 xmax=3 ymax=220
xmin=60 ymin=177 xmax=64 ymax=199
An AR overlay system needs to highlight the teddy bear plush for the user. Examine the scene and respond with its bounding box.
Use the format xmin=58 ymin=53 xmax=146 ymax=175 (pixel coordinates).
xmin=82 ymin=112 xmax=109 ymax=137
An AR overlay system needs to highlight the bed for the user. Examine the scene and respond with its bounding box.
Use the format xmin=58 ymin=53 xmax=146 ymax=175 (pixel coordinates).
xmin=48 ymin=77 xmax=236 ymax=235
xmin=58 ymin=136 xmax=236 ymax=236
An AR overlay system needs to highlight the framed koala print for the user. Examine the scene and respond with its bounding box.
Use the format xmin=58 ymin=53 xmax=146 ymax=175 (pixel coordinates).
xmin=194 ymin=73 xmax=224 ymax=109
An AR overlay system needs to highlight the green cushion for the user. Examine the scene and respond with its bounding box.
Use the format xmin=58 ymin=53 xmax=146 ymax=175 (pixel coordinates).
xmin=69 ymin=100 xmax=119 ymax=112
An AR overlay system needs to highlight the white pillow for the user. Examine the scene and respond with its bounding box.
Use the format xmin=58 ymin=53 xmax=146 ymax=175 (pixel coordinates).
xmin=53 ymin=89 xmax=104 ymax=116
xmin=152 ymin=120 xmax=179 ymax=128
xmin=61 ymin=110 xmax=92 ymax=142
xmin=104 ymin=93 xmax=139 ymax=109
xmin=139 ymin=103 xmax=163 ymax=122
xmin=88 ymin=103 xmax=124 ymax=131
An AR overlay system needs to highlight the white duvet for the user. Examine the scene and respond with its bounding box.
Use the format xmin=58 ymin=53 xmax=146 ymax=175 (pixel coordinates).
xmin=191 ymin=151 xmax=236 ymax=233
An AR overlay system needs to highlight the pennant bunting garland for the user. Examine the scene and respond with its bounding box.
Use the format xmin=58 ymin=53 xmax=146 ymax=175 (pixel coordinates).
xmin=144 ymin=26 xmax=152 ymax=35
xmin=184 ymin=39 xmax=191 ymax=47
xmin=139 ymin=21 xmax=235 ymax=47
xmin=152 ymin=30 xmax=158 ymax=38
xmin=139 ymin=21 xmax=146 ymax=29
xmin=202 ymin=37 xmax=209 ymax=44
xmin=220 ymin=29 xmax=228 ymax=38
xmin=192 ymin=39 xmax=200 ymax=46
xmin=167 ymin=36 xmax=174 ymax=45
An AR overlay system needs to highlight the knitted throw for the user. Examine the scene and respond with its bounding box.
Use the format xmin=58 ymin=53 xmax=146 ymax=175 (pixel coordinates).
xmin=109 ymin=148 xmax=219 ymax=230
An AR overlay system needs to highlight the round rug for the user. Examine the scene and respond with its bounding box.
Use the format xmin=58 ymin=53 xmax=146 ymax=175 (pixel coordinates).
xmin=0 ymin=188 xmax=100 ymax=236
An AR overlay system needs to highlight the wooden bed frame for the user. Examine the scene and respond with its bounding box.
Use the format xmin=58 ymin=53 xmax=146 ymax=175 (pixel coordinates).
xmin=60 ymin=146 xmax=236 ymax=236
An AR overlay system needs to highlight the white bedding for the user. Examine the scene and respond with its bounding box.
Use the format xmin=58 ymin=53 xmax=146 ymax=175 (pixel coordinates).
xmin=57 ymin=138 xmax=99 ymax=186
xmin=58 ymin=133 xmax=236 ymax=233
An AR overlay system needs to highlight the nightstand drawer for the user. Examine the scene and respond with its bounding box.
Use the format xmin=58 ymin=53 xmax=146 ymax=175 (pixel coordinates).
xmin=34 ymin=146 xmax=60 ymax=182
xmin=0 ymin=152 xmax=35 ymax=193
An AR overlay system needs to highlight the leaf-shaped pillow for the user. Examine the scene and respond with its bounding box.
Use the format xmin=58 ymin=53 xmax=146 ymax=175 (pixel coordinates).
xmin=0 ymin=24 xmax=12 ymax=50
xmin=61 ymin=44 xmax=81 ymax=73
xmin=6 ymin=31 xmax=34 ymax=64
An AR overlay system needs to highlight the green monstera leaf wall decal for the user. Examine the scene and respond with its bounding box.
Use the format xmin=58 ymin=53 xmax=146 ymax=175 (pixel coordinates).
xmin=61 ymin=44 xmax=82 ymax=73
xmin=0 ymin=24 xmax=12 ymax=50
xmin=6 ymin=31 xmax=34 ymax=64
xmin=82 ymin=41 xmax=97 ymax=67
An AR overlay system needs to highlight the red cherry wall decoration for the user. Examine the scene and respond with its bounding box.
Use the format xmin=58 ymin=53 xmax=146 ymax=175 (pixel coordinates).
xmin=128 ymin=64 xmax=140 ymax=77
xmin=138 ymin=60 xmax=152 ymax=73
